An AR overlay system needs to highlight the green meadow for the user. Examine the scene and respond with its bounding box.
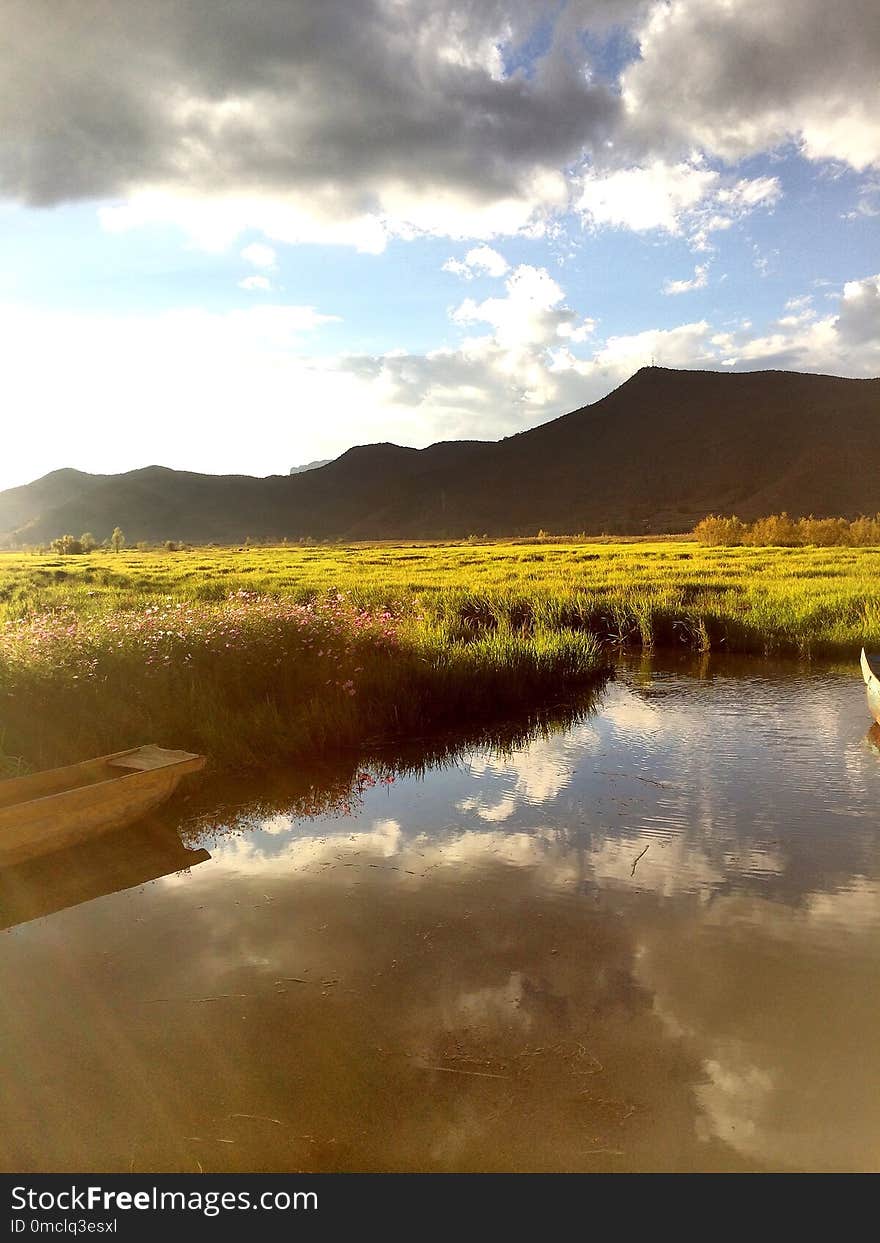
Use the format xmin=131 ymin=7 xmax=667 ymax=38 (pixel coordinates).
xmin=1 ymin=539 xmax=877 ymax=771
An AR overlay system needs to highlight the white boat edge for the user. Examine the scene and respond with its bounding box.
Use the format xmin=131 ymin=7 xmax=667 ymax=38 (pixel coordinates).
xmin=861 ymin=647 xmax=877 ymax=687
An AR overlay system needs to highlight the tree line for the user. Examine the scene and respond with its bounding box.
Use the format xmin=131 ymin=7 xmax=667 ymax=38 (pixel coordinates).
xmin=693 ymin=513 xmax=880 ymax=547
xmin=49 ymin=527 xmax=127 ymax=554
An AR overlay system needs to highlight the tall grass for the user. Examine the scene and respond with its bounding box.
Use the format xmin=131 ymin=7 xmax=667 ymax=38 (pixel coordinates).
xmin=3 ymin=542 xmax=878 ymax=654
xmin=0 ymin=585 xmax=605 ymax=771
xmin=1 ymin=537 xmax=877 ymax=771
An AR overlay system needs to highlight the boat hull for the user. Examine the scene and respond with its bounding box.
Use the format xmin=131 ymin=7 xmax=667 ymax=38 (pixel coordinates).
xmin=0 ymin=747 xmax=205 ymax=865
xmin=860 ymin=649 xmax=880 ymax=726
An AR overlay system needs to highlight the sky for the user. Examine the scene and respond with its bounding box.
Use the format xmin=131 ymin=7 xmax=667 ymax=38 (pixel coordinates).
xmin=0 ymin=0 xmax=878 ymax=491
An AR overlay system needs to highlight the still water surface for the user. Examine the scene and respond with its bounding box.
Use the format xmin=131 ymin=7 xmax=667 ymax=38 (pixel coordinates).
xmin=2 ymin=654 xmax=879 ymax=1172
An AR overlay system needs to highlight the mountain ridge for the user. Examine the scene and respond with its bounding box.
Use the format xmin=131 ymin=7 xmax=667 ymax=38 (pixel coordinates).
xmin=3 ymin=367 xmax=879 ymax=544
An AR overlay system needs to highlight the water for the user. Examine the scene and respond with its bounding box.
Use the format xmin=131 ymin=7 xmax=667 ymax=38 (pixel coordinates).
xmin=1 ymin=654 xmax=879 ymax=1172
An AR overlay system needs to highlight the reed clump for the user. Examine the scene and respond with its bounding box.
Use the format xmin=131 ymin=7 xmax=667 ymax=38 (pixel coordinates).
xmin=0 ymin=586 xmax=605 ymax=770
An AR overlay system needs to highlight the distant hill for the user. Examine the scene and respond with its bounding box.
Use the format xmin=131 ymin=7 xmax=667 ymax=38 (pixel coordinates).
xmin=289 ymin=459 xmax=331 ymax=475
xmin=3 ymin=367 xmax=879 ymax=545
xmin=0 ymin=468 xmax=108 ymax=541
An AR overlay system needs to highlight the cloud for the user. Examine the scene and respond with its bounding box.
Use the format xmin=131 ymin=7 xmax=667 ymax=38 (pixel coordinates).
xmin=663 ymin=264 xmax=709 ymax=296
xmin=340 ymin=262 xmax=601 ymax=437
xmin=451 ymin=264 xmax=570 ymax=349
xmin=0 ymin=0 xmax=621 ymax=247
xmin=715 ymin=176 xmax=781 ymax=212
xmin=577 ymin=160 xmax=780 ymax=243
xmin=639 ymin=878 xmax=880 ymax=1169
xmin=550 ymin=320 xmax=715 ymax=396
xmin=100 ymin=191 xmax=393 ymax=255
xmin=578 ymin=160 xmax=718 ymax=233
xmin=4 ymin=266 xmax=879 ymax=491
xmin=463 ymin=721 xmax=600 ymax=818
xmin=622 ymin=0 xmax=880 ymax=171
xmin=844 ymin=178 xmax=880 ymax=221
xmin=339 ymin=264 xmax=880 ymax=448
xmin=1 ymin=0 xmax=875 ymax=260
xmin=836 ymin=273 xmax=880 ymax=346
xmin=442 ymin=245 xmax=510 ymax=279
xmin=710 ymin=273 xmax=880 ymax=372
xmin=241 ymin=243 xmax=278 ymax=269
xmin=239 ymin=274 xmax=272 ymax=292
xmin=199 ymin=817 xmax=406 ymax=877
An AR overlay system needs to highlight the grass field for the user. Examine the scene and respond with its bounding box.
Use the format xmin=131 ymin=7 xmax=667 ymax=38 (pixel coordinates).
xmin=2 ymin=538 xmax=878 ymax=650
xmin=1 ymin=539 xmax=877 ymax=772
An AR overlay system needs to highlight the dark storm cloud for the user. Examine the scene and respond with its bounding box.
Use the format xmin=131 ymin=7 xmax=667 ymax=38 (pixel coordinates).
xmin=0 ymin=0 xmax=627 ymax=210
xmin=622 ymin=0 xmax=880 ymax=169
xmin=2 ymin=0 xmax=877 ymax=232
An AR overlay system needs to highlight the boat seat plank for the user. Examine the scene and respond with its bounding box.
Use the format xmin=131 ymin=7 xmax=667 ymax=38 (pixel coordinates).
xmin=108 ymin=745 xmax=201 ymax=772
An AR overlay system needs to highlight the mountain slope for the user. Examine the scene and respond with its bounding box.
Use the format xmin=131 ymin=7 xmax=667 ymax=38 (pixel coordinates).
xmin=3 ymin=367 xmax=879 ymax=544
xmin=0 ymin=468 xmax=109 ymax=538
xmin=367 ymin=367 xmax=880 ymax=536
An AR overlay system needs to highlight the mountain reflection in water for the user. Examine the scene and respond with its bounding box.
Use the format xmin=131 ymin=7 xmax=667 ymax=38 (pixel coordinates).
xmin=1 ymin=654 xmax=878 ymax=1173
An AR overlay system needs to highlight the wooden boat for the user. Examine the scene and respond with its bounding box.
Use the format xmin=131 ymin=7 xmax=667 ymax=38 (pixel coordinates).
xmin=0 ymin=744 xmax=205 ymax=865
xmin=860 ymin=649 xmax=880 ymax=725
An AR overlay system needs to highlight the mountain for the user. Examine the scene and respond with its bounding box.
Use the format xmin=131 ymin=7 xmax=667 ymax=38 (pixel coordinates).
xmin=3 ymin=367 xmax=879 ymax=545
xmin=289 ymin=459 xmax=331 ymax=475
xmin=0 ymin=468 xmax=108 ymax=540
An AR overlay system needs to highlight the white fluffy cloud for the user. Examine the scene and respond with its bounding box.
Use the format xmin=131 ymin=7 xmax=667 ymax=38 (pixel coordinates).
xmin=836 ymin=273 xmax=880 ymax=346
xmin=578 ymin=161 xmax=718 ymax=233
xmin=443 ymin=245 xmax=510 ymax=280
xmin=342 ymin=265 xmax=880 ymax=445
xmin=241 ymin=243 xmax=278 ymax=269
xmin=710 ymin=273 xmax=880 ymax=372
xmin=663 ymin=264 xmax=709 ymax=296
xmin=549 ymin=320 xmax=716 ymax=401
xmin=577 ymin=161 xmax=780 ymax=243
xmin=451 ymin=264 xmax=571 ymax=350
xmin=341 ymin=262 xmax=600 ymax=436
